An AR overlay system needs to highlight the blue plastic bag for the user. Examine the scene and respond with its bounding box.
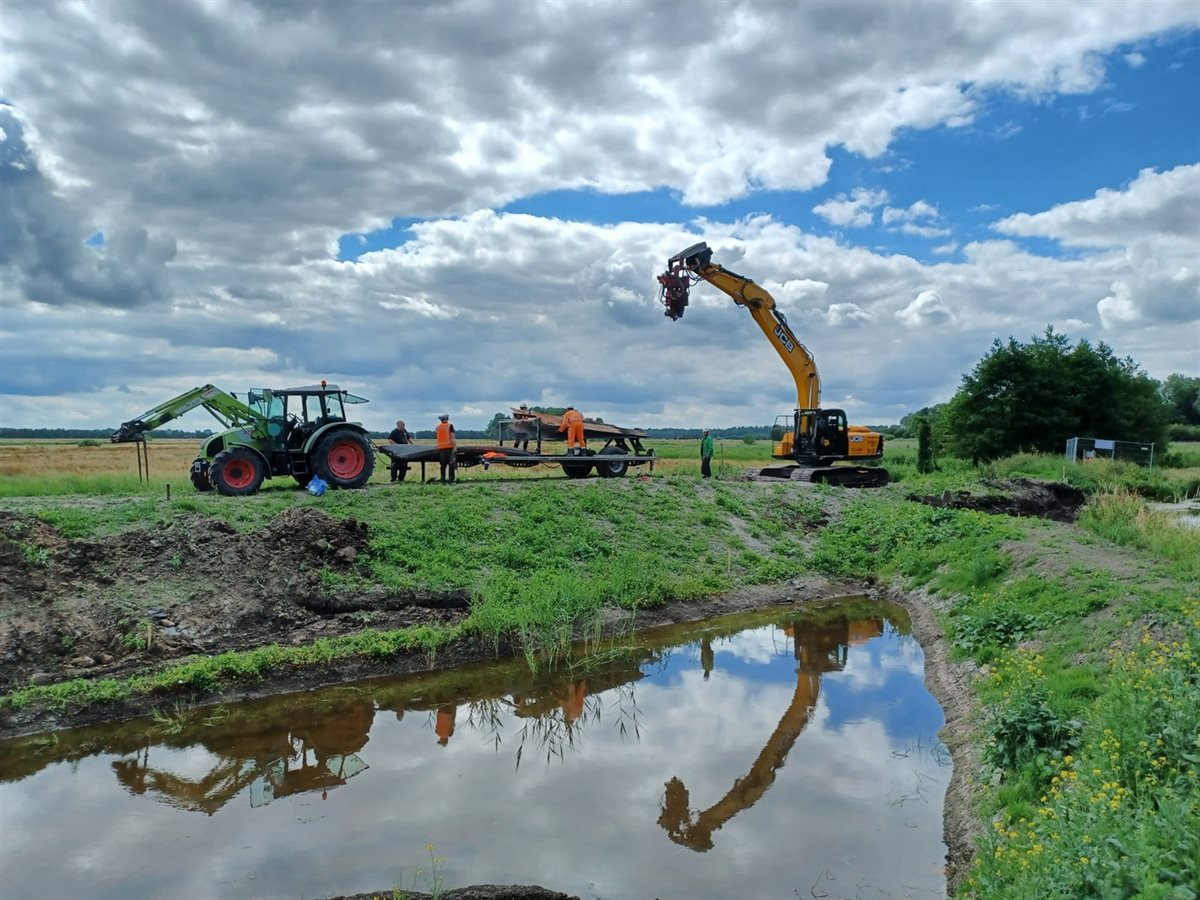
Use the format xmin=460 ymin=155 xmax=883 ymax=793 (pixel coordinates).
xmin=307 ymin=475 xmax=328 ymax=496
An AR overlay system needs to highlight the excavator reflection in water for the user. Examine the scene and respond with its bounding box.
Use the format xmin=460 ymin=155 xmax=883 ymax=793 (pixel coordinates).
xmin=658 ymin=615 xmax=884 ymax=852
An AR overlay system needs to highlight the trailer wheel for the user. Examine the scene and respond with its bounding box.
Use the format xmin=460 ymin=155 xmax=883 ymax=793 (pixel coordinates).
xmin=209 ymin=448 xmax=265 ymax=496
xmin=314 ymin=430 xmax=374 ymax=488
xmin=561 ymin=459 xmax=593 ymax=479
xmin=596 ymin=447 xmax=629 ymax=478
xmin=190 ymin=458 xmax=213 ymax=493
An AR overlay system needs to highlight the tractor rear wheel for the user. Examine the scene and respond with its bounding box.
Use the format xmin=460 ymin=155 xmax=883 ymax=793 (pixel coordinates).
xmin=313 ymin=431 xmax=374 ymax=489
xmin=209 ymin=448 xmax=265 ymax=496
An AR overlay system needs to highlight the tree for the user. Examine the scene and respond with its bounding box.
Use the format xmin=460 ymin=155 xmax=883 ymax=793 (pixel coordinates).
xmin=1160 ymin=374 xmax=1200 ymax=425
xmin=941 ymin=327 xmax=1169 ymax=463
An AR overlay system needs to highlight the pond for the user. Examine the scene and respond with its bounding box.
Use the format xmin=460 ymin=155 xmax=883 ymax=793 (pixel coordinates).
xmin=0 ymin=598 xmax=949 ymax=899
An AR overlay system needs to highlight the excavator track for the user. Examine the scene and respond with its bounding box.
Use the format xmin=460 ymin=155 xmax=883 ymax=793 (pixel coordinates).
xmin=746 ymin=464 xmax=889 ymax=488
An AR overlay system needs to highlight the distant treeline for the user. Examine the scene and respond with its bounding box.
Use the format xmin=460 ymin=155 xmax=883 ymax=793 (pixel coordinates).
xmin=0 ymin=427 xmax=210 ymax=440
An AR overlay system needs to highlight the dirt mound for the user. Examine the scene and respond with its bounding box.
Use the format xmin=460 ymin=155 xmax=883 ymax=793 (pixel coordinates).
xmin=0 ymin=508 xmax=469 ymax=694
xmin=907 ymin=477 xmax=1086 ymax=522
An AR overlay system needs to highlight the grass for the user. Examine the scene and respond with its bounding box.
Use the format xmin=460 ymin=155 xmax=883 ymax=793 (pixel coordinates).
xmin=1 ymin=444 xmax=1197 ymax=898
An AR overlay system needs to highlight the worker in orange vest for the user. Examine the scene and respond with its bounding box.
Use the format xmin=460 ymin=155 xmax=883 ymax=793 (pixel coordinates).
xmin=435 ymin=413 xmax=457 ymax=483
xmin=559 ymin=406 xmax=586 ymax=455
xmin=435 ymin=705 xmax=456 ymax=746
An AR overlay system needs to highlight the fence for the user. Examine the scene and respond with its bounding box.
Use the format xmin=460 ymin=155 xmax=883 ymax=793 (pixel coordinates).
xmin=1065 ymin=437 xmax=1155 ymax=468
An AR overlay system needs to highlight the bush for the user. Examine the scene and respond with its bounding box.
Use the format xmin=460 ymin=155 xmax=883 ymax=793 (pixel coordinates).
xmin=741 ymin=435 xmax=756 ymax=445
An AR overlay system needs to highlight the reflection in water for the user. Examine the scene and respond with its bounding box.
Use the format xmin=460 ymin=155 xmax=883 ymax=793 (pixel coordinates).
xmin=0 ymin=599 xmax=948 ymax=900
xmin=658 ymin=617 xmax=882 ymax=851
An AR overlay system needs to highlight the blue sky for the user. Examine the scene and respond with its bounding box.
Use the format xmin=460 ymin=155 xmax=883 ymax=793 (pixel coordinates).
xmin=2 ymin=1 xmax=1197 ymax=432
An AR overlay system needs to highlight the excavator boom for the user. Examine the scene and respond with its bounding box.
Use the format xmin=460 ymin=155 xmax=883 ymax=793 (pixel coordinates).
xmin=658 ymin=242 xmax=887 ymax=486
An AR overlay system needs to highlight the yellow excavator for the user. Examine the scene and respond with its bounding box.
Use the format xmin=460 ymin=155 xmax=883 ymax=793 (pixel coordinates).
xmin=658 ymin=242 xmax=888 ymax=487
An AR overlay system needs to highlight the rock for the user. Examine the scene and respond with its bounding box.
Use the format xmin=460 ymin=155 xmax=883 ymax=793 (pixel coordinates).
xmin=97 ymin=652 xmax=114 ymax=664
xmin=29 ymin=672 xmax=55 ymax=685
xmin=158 ymin=619 xmax=176 ymax=628
xmin=314 ymin=539 xmax=332 ymax=553
xmin=334 ymin=547 xmax=358 ymax=564
xmin=69 ymin=656 xmax=96 ymax=668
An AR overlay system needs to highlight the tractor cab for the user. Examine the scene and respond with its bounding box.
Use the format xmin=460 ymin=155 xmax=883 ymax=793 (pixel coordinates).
xmin=248 ymin=384 xmax=369 ymax=449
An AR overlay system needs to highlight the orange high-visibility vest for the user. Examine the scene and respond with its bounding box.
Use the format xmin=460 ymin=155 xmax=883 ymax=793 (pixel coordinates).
xmin=436 ymin=422 xmax=454 ymax=449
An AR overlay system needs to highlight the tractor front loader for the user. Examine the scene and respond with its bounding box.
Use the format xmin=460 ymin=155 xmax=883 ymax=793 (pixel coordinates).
xmin=112 ymin=382 xmax=375 ymax=496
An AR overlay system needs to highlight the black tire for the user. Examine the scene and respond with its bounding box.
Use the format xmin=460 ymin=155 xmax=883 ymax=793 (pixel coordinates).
xmin=596 ymin=447 xmax=629 ymax=478
xmin=313 ymin=430 xmax=374 ymax=488
xmin=190 ymin=458 xmax=213 ymax=493
xmin=561 ymin=459 xmax=593 ymax=479
xmin=209 ymin=448 xmax=266 ymax=496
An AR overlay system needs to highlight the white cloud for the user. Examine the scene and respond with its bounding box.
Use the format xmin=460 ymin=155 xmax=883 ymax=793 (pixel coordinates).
xmin=895 ymin=290 xmax=955 ymax=328
xmin=992 ymin=163 xmax=1200 ymax=248
xmin=1097 ymin=281 xmax=1142 ymax=329
xmin=813 ymin=188 xmax=889 ymax=227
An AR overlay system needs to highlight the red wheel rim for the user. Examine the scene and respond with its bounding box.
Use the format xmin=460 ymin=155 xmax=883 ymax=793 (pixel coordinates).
xmin=327 ymin=440 xmax=366 ymax=478
xmin=224 ymin=459 xmax=256 ymax=489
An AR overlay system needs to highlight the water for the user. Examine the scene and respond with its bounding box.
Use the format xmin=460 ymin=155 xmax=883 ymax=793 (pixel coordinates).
xmin=0 ymin=599 xmax=949 ymax=899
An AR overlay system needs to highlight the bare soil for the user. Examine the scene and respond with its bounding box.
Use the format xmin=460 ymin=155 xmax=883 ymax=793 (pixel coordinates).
xmin=908 ymin=477 xmax=1087 ymax=522
xmin=1 ymin=495 xmax=1068 ymax=895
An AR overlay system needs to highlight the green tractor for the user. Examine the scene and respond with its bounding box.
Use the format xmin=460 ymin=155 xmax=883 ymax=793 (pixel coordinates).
xmin=112 ymin=382 xmax=375 ymax=495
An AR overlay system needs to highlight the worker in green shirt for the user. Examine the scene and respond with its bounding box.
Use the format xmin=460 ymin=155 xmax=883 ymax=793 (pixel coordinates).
xmin=700 ymin=429 xmax=714 ymax=478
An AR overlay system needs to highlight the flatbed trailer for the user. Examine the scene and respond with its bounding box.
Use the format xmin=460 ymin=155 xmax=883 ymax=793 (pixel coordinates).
xmin=377 ymin=409 xmax=656 ymax=481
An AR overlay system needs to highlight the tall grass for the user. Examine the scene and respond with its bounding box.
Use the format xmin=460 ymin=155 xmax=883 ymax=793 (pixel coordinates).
xmin=1079 ymin=488 xmax=1200 ymax=580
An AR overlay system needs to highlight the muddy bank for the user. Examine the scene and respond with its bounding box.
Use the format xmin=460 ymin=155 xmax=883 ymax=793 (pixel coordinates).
xmin=908 ymin=477 xmax=1086 ymax=522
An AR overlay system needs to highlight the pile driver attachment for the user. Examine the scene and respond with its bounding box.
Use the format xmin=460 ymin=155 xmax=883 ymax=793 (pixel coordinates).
xmin=656 ymin=242 xmax=713 ymax=320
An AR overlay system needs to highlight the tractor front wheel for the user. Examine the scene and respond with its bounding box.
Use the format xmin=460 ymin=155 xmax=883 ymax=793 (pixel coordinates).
xmin=209 ymin=448 xmax=266 ymax=496
xmin=314 ymin=431 xmax=374 ymax=489
xmin=190 ymin=458 xmax=213 ymax=493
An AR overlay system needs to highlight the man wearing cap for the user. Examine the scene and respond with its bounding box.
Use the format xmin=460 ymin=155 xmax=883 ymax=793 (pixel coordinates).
xmin=511 ymin=403 xmax=535 ymax=451
xmin=388 ymin=419 xmax=414 ymax=483
xmin=435 ymin=414 xmax=457 ymax=483
xmin=700 ymin=429 xmax=714 ymax=478
xmin=559 ymin=405 xmax=586 ymax=455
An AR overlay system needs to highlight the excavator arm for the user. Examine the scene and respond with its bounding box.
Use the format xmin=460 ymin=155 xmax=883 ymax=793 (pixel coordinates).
xmin=658 ymin=242 xmax=820 ymax=409
xmin=111 ymin=385 xmax=261 ymax=443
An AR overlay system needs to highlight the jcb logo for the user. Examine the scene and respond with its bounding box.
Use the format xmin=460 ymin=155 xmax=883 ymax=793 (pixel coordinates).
xmin=773 ymin=324 xmax=794 ymax=353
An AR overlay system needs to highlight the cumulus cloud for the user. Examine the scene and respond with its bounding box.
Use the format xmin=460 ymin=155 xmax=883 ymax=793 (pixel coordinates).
xmin=992 ymin=164 xmax=1200 ymax=248
xmin=895 ymin=290 xmax=955 ymax=328
xmin=813 ymin=189 xmax=889 ymax=227
xmin=0 ymin=106 xmax=177 ymax=309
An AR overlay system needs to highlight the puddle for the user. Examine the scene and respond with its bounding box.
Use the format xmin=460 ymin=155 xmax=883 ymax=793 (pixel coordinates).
xmin=0 ymin=598 xmax=949 ymax=899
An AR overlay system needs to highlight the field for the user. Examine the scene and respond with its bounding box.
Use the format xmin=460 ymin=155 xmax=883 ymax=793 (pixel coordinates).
xmin=0 ymin=437 xmax=1197 ymax=897
xmin=0 ymin=436 xmax=787 ymax=496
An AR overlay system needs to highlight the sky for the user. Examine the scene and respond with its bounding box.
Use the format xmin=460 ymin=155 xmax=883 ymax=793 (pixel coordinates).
xmin=1 ymin=0 xmax=1198 ymax=433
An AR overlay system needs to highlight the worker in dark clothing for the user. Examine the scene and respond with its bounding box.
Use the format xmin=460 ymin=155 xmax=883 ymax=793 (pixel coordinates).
xmin=435 ymin=414 xmax=456 ymax=483
xmin=388 ymin=419 xmax=413 ymax=482
xmin=511 ymin=403 xmax=535 ymax=450
xmin=700 ymin=429 xmax=714 ymax=478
